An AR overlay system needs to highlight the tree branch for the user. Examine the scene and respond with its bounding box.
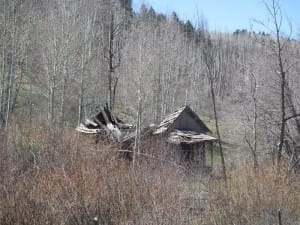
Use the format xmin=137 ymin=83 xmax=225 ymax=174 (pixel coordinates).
xmin=284 ymin=113 xmax=300 ymax=122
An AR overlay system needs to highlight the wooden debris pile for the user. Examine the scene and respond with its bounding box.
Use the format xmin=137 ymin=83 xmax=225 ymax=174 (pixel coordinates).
xmin=76 ymin=104 xmax=133 ymax=142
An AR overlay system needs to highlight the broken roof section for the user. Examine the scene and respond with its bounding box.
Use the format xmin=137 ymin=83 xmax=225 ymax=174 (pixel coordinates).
xmin=167 ymin=130 xmax=217 ymax=144
xmin=76 ymin=104 xmax=133 ymax=141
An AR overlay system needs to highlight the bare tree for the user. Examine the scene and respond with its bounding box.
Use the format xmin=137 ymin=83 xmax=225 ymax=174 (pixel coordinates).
xmin=259 ymin=0 xmax=299 ymax=168
xmin=202 ymin=33 xmax=227 ymax=181
xmin=0 ymin=0 xmax=28 ymax=129
xmin=244 ymin=72 xmax=259 ymax=171
xmin=269 ymin=0 xmax=288 ymax=166
xmin=100 ymin=1 xmax=128 ymax=110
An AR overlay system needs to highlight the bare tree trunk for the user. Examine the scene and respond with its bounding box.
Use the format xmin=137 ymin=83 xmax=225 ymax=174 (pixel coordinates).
xmin=133 ymin=99 xmax=141 ymax=166
xmin=78 ymin=80 xmax=84 ymax=125
xmin=267 ymin=0 xmax=287 ymax=167
xmin=277 ymin=43 xmax=285 ymax=167
xmin=0 ymin=0 xmax=7 ymax=128
xmin=102 ymin=4 xmax=125 ymax=110
xmin=245 ymin=73 xmax=259 ymax=172
xmin=133 ymin=44 xmax=143 ymax=166
xmin=209 ymin=77 xmax=226 ymax=181
xmin=78 ymin=55 xmax=85 ymax=125
xmin=108 ymin=29 xmax=113 ymax=109
xmin=0 ymin=42 xmax=5 ymax=126
xmin=5 ymin=14 xmax=16 ymax=130
xmin=202 ymin=34 xmax=227 ymax=181
xmin=252 ymin=80 xmax=259 ymax=171
xmin=48 ymin=80 xmax=55 ymax=123
xmin=59 ymin=61 xmax=68 ymax=124
xmin=155 ymin=64 xmax=162 ymax=123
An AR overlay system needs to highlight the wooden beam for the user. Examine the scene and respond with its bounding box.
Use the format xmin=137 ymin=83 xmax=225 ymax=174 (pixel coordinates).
xmin=210 ymin=142 xmax=214 ymax=169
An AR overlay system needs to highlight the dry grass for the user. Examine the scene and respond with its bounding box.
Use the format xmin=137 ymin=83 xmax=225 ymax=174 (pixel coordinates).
xmin=0 ymin=122 xmax=299 ymax=225
xmin=0 ymin=123 xmax=186 ymax=225
xmin=205 ymin=164 xmax=300 ymax=225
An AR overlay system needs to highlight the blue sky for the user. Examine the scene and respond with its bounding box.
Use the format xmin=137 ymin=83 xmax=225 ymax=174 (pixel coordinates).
xmin=132 ymin=0 xmax=300 ymax=36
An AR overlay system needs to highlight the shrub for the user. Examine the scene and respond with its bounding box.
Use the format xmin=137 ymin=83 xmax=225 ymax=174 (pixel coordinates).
xmin=205 ymin=164 xmax=300 ymax=225
xmin=0 ymin=123 xmax=186 ymax=225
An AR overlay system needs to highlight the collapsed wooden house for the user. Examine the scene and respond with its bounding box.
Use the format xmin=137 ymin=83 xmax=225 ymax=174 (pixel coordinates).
xmin=76 ymin=104 xmax=133 ymax=142
xmin=143 ymin=106 xmax=217 ymax=170
xmin=76 ymin=105 xmax=216 ymax=171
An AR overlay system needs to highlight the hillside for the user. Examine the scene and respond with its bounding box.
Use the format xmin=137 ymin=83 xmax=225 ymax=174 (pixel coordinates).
xmin=0 ymin=0 xmax=299 ymax=224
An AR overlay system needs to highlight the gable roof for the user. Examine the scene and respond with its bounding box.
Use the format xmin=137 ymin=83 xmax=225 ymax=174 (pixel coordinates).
xmin=153 ymin=105 xmax=211 ymax=135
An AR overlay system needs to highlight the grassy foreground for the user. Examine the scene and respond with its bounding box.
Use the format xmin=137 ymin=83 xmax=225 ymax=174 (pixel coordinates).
xmin=0 ymin=123 xmax=299 ymax=225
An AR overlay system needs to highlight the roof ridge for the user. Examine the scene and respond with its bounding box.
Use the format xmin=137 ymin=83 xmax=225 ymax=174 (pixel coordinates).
xmin=153 ymin=105 xmax=189 ymax=134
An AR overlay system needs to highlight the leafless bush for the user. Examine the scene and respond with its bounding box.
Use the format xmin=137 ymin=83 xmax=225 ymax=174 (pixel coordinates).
xmin=0 ymin=122 xmax=186 ymax=225
xmin=0 ymin=122 xmax=299 ymax=225
xmin=205 ymin=163 xmax=300 ymax=225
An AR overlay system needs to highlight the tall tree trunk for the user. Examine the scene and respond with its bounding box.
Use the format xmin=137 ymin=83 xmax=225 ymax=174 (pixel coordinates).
xmin=133 ymin=44 xmax=143 ymax=166
xmin=78 ymin=53 xmax=85 ymax=125
xmin=78 ymin=74 xmax=84 ymax=125
xmin=245 ymin=73 xmax=259 ymax=172
xmin=48 ymin=81 xmax=54 ymax=123
xmin=108 ymin=13 xmax=115 ymax=110
xmin=209 ymin=76 xmax=226 ymax=181
xmin=202 ymin=33 xmax=226 ymax=181
xmin=60 ymin=61 xmax=68 ymax=124
xmin=274 ymin=7 xmax=286 ymax=167
xmin=0 ymin=44 xmax=5 ymax=126
xmin=5 ymin=16 xmax=16 ymax=130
